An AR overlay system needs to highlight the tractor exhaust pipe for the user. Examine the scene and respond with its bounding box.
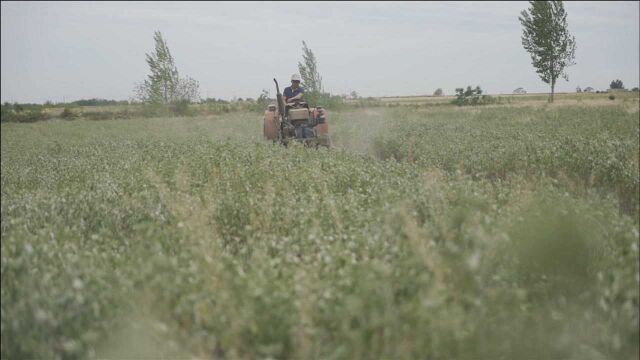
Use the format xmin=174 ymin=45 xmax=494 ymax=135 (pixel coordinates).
xmin=273 ymin=78 xmax=286 ymax=122
xmin=273 ymin=78 xmax=289 ymax=139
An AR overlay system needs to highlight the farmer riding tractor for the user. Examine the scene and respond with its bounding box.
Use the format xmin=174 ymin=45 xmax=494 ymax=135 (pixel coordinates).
xmin=263 ymin=74 xmax=330 ymax=147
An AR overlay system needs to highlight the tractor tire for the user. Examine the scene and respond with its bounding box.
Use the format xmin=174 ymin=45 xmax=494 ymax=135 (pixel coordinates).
xmin=314 ymin=108 xmax=330 ymax=147
xmin=264 ymin=110 xmax=277 ymax=141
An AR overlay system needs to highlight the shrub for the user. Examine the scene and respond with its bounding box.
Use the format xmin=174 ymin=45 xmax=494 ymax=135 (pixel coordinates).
xmin=170 ymin=100 xmax=192 ymax=116
xmin=1 ymin=108 xmax=50 ymax=123
xmin=140 ymin=104 xmax=169 ymax=118
xmin=71 ymin=98 xmax=120 ymax=106
xmin=451 ymin=86 xmax=500 ymax=106
xmin=114 ymin=109 xmax=132 ymax=120
xmin=252 ymin=90 xmax=271 ymax=112
xmin=304 ymin=92 xmax=345 ymax=110
xmin=609 ymin=79 xmax=624 ymax=90
xmin=60 ymin=107 xmax=78 ymax=120
xmin=608 ymin=95 xmax=615 ymax=101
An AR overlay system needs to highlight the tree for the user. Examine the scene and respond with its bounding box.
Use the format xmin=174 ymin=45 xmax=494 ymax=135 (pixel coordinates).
xmin=576 ymin=86 xmax=582 ymax=93
xmin=350 ymin=91 xmax=359 ymax=99
xmin=519 ymin=1 xmax=576 ymax=103
xmin=298 ymin=41 xmax=323 ymax=94
xmin=433 ymin=88 xmax=444 ymax=96
xmin=174 ymin=76 xmax=200 ymax=103
xmin=134 ymin=31 xmax=200 ymax=104
xmin=609 ymin=79 xmax=624 ymax=89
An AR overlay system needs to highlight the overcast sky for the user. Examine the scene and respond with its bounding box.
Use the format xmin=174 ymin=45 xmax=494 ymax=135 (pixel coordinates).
xmin=1 ymin=1 xmax=638 ymax=103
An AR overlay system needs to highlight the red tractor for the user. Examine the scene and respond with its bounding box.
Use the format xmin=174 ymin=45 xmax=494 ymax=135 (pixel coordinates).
xmin=263 ymin=79 xmax=330 ymax=147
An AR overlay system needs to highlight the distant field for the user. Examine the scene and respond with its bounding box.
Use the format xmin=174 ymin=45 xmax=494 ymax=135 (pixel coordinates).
xmin=373 ymin=91 xmax=639 ymax=106
xmin=1 ymin=95 xmax=639 ymax=359
xmin=30 ymin=91 xmax=639 ymax=119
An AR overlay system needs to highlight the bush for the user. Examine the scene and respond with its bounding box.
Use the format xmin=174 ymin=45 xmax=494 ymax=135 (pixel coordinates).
xmin=0 ymin=104 xmax=11 ymax=122
xmin=60 ymin=107 xmax=78 ymax=120
xmin=304 ymin=92 xmax=346 ymax=110
xmin=608 ymin=95 xmax=615 ymax=101
xmin=114 ymin=109 xmax=132 ymax=120
xmin=1 ymin=108 xmax=50 ymax=123
xmin=170 ymin=100 xmax=192 ymax=116
xmin=63 ymin=109 xmax=132 ymax=121
xmin=26 ymin=109 xmax=48 ymax=122
xmin=610 ymin=79 xmax=624 ymax=90
xmin=252 ymin=90 xmax=271 ymax=112
xmin=71 ymin=98 xmax=121 ymax=106
xmin=451 ymin=86 xmax=500 ymax=106
xmin=140 ymin=104 xmax=170 ymax=118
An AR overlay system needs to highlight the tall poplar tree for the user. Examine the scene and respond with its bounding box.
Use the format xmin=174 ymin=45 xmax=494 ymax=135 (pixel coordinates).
xmin=134 ymin=31 xmax=200 ymax=104
xmin=519 ymin=1 xmax=576 ymax=102
xmin=298 ymin=41 xmax=323 ymax=95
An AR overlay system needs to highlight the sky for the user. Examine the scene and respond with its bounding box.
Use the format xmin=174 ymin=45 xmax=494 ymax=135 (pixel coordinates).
xmin=1 ymin=1 xmax=639 ymax=103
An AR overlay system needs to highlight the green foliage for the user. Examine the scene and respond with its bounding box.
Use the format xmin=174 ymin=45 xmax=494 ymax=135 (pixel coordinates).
xmin=351 ymin=97 xmax=383 ymax=108
xmin=134 ymin=31 xmax=200 ymax=104
xmin=519 ymin=1 xmax=576 ymax=102
xmin=0 ymin=103 xmax=10 ymax=122
xmin=60 ymin=107 xmax=78 ymax=120
xmin=0 ymin=106 xmax=49 ymax=123
xmin=139 ymin=31 xmax=178 ymax=104
xmin=140 ymin=103 xmax=170 ymax=118
xmin=309 ymin=92 xmax=346 ymax=109
xmin=71 ymin=99 xmax=127 ymax=106
xmin=451 ymin=86 xmax=499 ymax=106
xmin=1 ymin=104 xmax=638 ymax=359
xmin=200 ymin=97 xmax=230 ymax=104
xmin=169 ymin=99 xmax=192 ymax=116
xmin=251 ymin=89 xmax=272 ymax=112
xmin=372 ymin=106 xmax=639 ymax=215
xmin=610 ymin=79 xmax=624 ymax=90
xmin=297 ymin=41 xmax=323 ymax=94
xmin=81 ymin=111 xmax=114 ymax=121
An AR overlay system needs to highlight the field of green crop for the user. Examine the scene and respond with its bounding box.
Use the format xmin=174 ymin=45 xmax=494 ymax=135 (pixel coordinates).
xmin=1 ymin=99 xmax=639 ymax=359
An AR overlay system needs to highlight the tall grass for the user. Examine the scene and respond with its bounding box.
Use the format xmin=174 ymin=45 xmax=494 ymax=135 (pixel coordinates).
xmin=371 ymin=106 xmax=639 ymax=215
xmin=1 ymin=105 xmax=638 ymax=359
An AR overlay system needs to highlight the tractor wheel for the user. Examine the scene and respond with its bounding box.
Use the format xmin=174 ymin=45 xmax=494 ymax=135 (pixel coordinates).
xmin=264 ymin=110 xmax=277 ymax=140
xmin=314 ymin=108 xmax=330 ymax=147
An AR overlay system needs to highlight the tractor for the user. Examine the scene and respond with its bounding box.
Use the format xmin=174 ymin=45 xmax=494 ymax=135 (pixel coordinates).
xmin=263 ymin=78 xmax=330 ymax=147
